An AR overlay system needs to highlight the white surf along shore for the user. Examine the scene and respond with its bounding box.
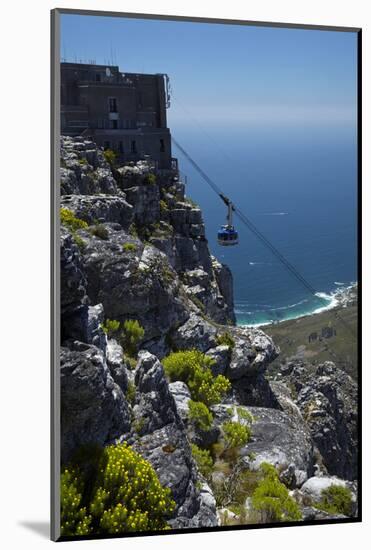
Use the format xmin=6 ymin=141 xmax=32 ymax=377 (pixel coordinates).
xmin=236 ymin=282 xmax=358 ymax=328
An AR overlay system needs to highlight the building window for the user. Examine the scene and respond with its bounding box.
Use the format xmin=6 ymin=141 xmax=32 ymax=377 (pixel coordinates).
xmin=119 ymin=141 xmax=124 ymax=153
xmin=160 ymin=139 xmax=165 ymax=152
xmin=131 ymin=140 xmax=137 ymax=154
xmin=103 ymin=141 xmax=110 ymax=150
xmin=96 ymin=73 xmax=101 ymax=82
xmin=111 ymin=120 xmax=118 ymax=129
xmin=108 ymin=97 xmax=118 ymax=113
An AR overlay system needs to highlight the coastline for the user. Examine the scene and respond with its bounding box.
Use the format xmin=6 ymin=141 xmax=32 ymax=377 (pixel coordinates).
xmin=236 ymin=282 xmax=358 ymax=329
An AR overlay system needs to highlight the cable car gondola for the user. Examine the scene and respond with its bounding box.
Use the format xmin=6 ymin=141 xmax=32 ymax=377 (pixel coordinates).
xmin=217 ymin=194 xmax=239 ymax=246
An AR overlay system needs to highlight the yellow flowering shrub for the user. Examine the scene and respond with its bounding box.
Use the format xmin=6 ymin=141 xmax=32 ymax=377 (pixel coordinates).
xmin=60 ymin=208 xmax=88 ymax=231
xmin=60 ymin=468 xmax=92 ymax=536
xmin=60 ymin=443 xmax=175 ymax=536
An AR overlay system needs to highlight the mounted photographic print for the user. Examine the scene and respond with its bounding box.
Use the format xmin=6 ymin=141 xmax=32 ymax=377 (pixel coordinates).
xmin=51 ymin=9 xmax=361 ymax=542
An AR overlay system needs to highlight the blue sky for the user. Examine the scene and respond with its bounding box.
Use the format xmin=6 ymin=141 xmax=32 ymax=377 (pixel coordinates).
xmin=61 ymin=14 xmax=357 ymax=127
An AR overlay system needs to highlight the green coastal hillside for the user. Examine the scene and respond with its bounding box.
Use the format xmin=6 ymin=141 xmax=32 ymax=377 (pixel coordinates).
xmin=265 ymin=304 xmax=358 ymax=380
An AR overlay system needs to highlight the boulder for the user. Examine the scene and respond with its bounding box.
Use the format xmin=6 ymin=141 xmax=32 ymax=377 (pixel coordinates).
xmin=133 ymin=351 xmax=179 ymax=434
xmin=61 ymin=136 xmax=119 ymax=195
xmin=60 ymin=344 xmax=131 ymax=463
xmin=169 ymin=381 xmax=192 ymax=422
xmin=61 ymin=195 xmax=133 ymax=229
xmin=212 ymin=257 xmax=236 ymax=324
xmin=211 ymin=404 xmax=314 ymax=488
xmin=171 ymin=313 xmax=217 ymax=352
xmin=106 ymin=338 xmax=128 ymax=392
xmin=301 ymin=506 xmax=347 ymax=521
xmin=300 ymin=476 xmax=348 ymax=501
xmin=60 ymin=228 xmax=87 ymax=316
xmin=206 ymin=345 xmax=231 ymax=376
xmin=226 ymin=337 xmax=256 ymax=380
xmin=241 ymin=406 xmax=314 ymax=486
xmin=124 ymin=184 xmax=160 ymax=226
xmin=273 ymin=361 xmax=358 ymax=480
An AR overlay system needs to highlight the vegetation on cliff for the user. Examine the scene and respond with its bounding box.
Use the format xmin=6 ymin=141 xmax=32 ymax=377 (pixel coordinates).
xmin=61 ymin=443 xmax=175 ymax=536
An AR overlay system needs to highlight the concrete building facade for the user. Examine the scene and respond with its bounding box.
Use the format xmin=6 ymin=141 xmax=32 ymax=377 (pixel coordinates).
xmin=61 ymin=62 xmax=173 ymax=168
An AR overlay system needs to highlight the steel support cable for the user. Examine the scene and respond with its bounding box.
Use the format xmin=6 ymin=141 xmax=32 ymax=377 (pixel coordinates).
xmin=172 ymin=137 xmax=357 ymax=344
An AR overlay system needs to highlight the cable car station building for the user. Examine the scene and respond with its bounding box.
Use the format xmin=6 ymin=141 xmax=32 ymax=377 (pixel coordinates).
xmin=61 ymin=62 xmax=173 ymax=169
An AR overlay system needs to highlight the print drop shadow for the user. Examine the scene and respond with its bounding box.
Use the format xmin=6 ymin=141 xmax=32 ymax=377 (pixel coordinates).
xmin=18 ymin=521 xmax=49 ymax=539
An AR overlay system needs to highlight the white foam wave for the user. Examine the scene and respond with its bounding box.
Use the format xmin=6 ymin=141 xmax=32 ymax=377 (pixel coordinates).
xmin=237 ymin=282 xmax=357 ymax=328
xmin=274 ymin=298 xmax=309 ymax=311
xmin=262 ymin=212 xmax=288 ymax=216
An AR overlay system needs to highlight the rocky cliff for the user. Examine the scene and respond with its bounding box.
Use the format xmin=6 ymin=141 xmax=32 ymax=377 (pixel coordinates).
xmin=60 ymin=136 xmax=358 ymax=531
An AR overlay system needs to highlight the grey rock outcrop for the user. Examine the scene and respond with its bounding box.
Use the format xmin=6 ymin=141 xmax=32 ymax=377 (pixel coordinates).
xmin=124 ymin=184 xmax=160 ymax=226
xmin=272 ymin=361 xmax=358 ymax=480
xmin=206 ymin=345 xmax=231 ymax=376
xmin=171 ymin=312 xmax=217 ymax=352
xmin=298 ymin=476 xmax=358 ymax=518
xmin=80 ymin=230 xmax=188 ymax=342
xmin=60 ymin=227 xmax=87 ymax=316
xmin=169 ymin=381 xmax=192 ymax=422
xmin=61 ymin=136 xmax=119 ymax=195
xmin=60 ymin=344 xmax=131 ymax=463
xmin=300 ymin=507 xmax=347 ymax=521
xmin=211 ymin=404 xmax=314 ymax=488
xmin=106 ymin=338 xmax=128 ymax=392
xmin=300 ymin=476 xmax=348 ymax=500
xmin=61 ymin=194 xmax=133 ymax=229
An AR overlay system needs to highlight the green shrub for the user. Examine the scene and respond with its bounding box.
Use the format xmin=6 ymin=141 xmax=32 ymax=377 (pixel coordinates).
xmin=162 ymin=350 xmax=231 ymax=407
xmin=101 ymin=318 xmax=121 ymax=337
xmin=315 ymin=485 xmax=353 ymax=516
xmin=120 ymin=320 xmax=145 ymax=358
xmin=188 ymin=400 xmax=213 ymax=431
xmin=159 ymin=199 xmax=168 ymax=212
xmin=236 ymin=407 xmax=255 ymax=424
xmin=60 ymin=208 xmax=88 ymax=231
xmin=216 ymin=332 xmax=235 ymax=349
xmin=73 ymin=233 xmax=87 ymax=251
xmin=61 ymin=443 xmax=175 ymax=536
xmin=124 ymin=354 xmax=138 ymax=370
xmin=103 ymin=148 xmax=117 ymax=166
xmin=251 ymin=463 xmax=302 ymax=522
xmin=194 ymin=374 xmax=231 ymax=409
xmin=90 ymin=224 xmax=109 ymax=240
xmin=126 ymin=381 xmax=136 ymax=405
xmin=191 ymin=444 xmax=213 ymax=479
xmin=123 ymin=242 xmax=137 ymax=252
xmin=222 ymin=421 xmax=251 ymax=449
xmin=144 ymin=173 xmax=156 ymax=185
xmin=78 ymin=157 xmax=88 ymax=165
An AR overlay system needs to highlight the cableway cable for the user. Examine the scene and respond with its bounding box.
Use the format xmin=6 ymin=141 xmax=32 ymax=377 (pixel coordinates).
xmin=172 ymin=137 xmax=357 ymax=346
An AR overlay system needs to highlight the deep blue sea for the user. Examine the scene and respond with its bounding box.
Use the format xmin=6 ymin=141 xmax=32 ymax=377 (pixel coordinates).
xmin=171 ymin=124 xmax=358 ymax=326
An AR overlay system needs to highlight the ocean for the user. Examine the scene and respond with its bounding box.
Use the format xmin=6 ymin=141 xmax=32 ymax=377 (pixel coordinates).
xmin=171 ymin=123 xmax=358 ymax=326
